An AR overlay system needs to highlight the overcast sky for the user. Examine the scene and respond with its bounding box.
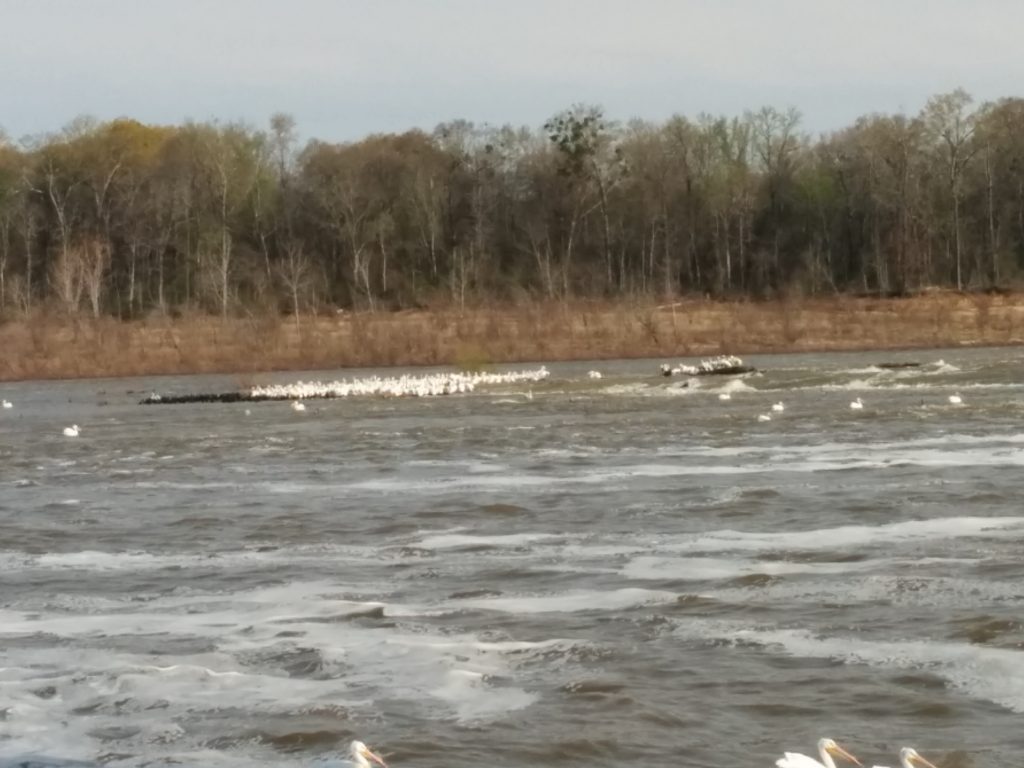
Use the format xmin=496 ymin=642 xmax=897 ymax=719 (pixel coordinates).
xmin=3 ymin=0 xmax=1022 ymax=143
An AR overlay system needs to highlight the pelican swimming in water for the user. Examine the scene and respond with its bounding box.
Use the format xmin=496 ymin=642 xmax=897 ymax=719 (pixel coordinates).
xmin=872 ymin=747 xmax=940 ymax=768
xmin=757 ymin=413 xmax=772 ymax=422
xmin=291 ymin=400 xmax=306 ymax=412
xmin=777 ymin=737 xmax=862 ymax=768
xmin=772 ymin=401 xmax=785 ymax=412
xmin=948 ymin=393 xmax=963 ymax=405
xmin=62 ymin=424 xmax=80 ymax=437
xmin=718 ymin=392 xmax=732 ymax=401
xmin=850 ymin=397 xmax=864 ymax=410
xmin=348 ymin=740 xmax=388 ymax=768
xmin=1 ymin=399 xmax=11 ymax=409
xmin=588 ymin=370 xmax=602 ymax=379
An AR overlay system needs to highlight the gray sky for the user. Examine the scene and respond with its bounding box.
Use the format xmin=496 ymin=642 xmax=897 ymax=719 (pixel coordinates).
xmin=3 ymin=0 xmax=1022 ymax=142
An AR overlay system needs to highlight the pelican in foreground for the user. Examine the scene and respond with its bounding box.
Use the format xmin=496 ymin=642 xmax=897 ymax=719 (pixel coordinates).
xmin=947 ymin=393 xmax=963 ymax=405
xmin=63 ymin=424 xmax=80 ymax=437
xmin=772 ymin=401 xmax=785 ymax=412
xmin=291 ymin=400 xmax=306 ymax=412
xmin=757 ymin=413 xmax=772 ymax=422
xmin=850 ymin=397 xmax=864 ymax=410
xmin=348 ymin=740 xmax=388 ymax=768
xmin=777 ymin=737 xmax=862 ymax=768
xmin=873 ymin=747 xmax=940 ymax=768
xmin=588 ymin=370 xmax=602 ymax=379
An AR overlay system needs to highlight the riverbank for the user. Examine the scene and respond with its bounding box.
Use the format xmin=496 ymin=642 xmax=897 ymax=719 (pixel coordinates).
xmin=2 ymin=292 xmax=1023 ymax=381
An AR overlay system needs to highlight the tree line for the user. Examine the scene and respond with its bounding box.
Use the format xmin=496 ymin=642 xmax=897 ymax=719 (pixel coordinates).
xmin=1 ymin=88 xmax=1023 ymax=320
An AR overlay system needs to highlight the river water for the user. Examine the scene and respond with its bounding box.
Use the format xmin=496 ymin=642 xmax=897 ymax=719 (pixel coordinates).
xmin=2 ymin=348 xmax=1023 ymax=768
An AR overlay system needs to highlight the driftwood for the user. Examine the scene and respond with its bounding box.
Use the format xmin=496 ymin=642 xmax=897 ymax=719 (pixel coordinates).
xmin=693 ymin=365 xmax=757 ymax=376
xmin=142 ymin=392 xmax=260 ymax=405
xmin=660 ymin=359 xmax=758 ymax=377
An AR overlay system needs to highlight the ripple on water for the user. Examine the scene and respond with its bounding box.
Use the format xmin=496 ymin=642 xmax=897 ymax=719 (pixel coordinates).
xmin=5 ymin=350 xmax=1024 ymax=766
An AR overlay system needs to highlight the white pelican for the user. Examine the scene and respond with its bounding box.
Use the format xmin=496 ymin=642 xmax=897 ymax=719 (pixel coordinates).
xmin=62 ymin=425 xmax=80 ymax=437
xmin=291 ymin=401 xmax=306 ymax=412
xmin=757 ymin=413 xmax=772 ymax=422
xmin=872 ymin=747 xmax=940 ymax=768
xmin=948 ymin=393 xmax=963 ymax=405
xmin=718 ymin=392 xmax=732 ymax=401
xmin=777 ymin=737 xmax=862 ymax=768
xmin=588 ymin=370 xmax=602 ymax=379
xmin=850 ymin=397 xmax=864 ymax=410
xmin=1 ymin=399 xmax=11 ymax=409
xmin=772 ymin=401 xmax=785 ymax=412
xmin=348 ymin=740 xmax=387 ymax=768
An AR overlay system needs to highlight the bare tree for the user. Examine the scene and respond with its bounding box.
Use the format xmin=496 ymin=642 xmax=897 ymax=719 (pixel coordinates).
xmin=48 ymin=242 xmax=82 ymax=313
xmin=923 ymin=89 xmax=978 ymax=290
xmin=276 ymin=240 xmax=312 ymax=328
xmin=2 ymin=91 xmax=1024 ymax=325
xmin=80 ymin=238 xmax=110 ymax=317
xmin=749 ymin=106 xmax=802 ymax=290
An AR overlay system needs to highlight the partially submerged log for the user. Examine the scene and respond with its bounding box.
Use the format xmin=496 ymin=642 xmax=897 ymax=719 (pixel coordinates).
xmin=141 ymin=367 xmax=551 ymax=404
xmin=142 ymin=392 xmax=264 ymax=405
xmin=660 ymin=355 xmax=757 ymax=377
xmin=697 ymin=364 xmax=757 ymax=376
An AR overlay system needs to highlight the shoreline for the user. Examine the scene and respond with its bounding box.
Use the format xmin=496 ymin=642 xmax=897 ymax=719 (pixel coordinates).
xmin=2 ymin=293 xmax=1023 ymax=383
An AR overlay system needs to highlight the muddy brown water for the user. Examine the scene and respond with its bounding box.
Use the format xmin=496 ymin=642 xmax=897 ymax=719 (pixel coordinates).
xmin=1 ymin=348 xmax=1023 ymax=767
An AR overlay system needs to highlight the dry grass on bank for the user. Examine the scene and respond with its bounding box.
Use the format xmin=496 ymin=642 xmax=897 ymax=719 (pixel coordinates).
xmin=1 ymin=293 xmax=1023 ymax=382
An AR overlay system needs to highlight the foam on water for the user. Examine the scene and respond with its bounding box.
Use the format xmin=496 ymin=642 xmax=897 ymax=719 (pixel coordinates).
xmin=662 ymin=516 xmax=1024 ymax=554
xmin=621 ymin=554 xmax=881 ymax=581
xmin=451 ymin=587 xmax=678 ymax=614
xmin=410 ymin=531 xmax=564 ymax=550
xmin=343 ymin=461 xmax=858 ymax=495
xmin=337 ymin=434 xmax=1024 ymax=495
xmin=676 ymin=621 xmax=1024 ymax=713
xmin=601 ymin=382 xmax=653 ymax=396
xmin=711 ymin=379 xmax=759 ymax=394
xmin=0 ymin=545 xmax=376 ymax=574
xmin=0 ymin=572 xmax=579 ymax=763
xmin=709 ymin=571 xmax=1024 ymax=609
xmin=6 ymin=348 xmax=1024 ymax=767
xmin=429 ymin=668 xmax=538 ymax=722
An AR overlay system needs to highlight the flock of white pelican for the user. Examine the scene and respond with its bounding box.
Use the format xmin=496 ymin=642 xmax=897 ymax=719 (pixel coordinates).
xmin=3 ymin=367 xmax=554 ymax=435
xmin=777 ymin=738 xmax=940 ymax=768
xmin=341 ymin=737 xmax=941 ymax=767
xmin=2 ymin=357 xmax=970 ymax=436
xmin=661 ymin=354 xmax=746 ymax=376
xmin=250 ymin=366 xmax=551 ymax=401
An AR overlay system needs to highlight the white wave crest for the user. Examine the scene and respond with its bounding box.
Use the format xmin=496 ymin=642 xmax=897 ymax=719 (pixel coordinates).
xmin=677 ymin=621 xmax=1024 ymax=713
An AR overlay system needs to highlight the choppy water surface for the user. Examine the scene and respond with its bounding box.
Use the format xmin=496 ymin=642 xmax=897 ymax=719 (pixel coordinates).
xmin=2 ymin=348 xmax=1024 ymax=768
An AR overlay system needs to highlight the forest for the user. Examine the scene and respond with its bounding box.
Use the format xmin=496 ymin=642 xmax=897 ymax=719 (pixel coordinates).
xmin=1 ymin=89 xmax=1023 ymax=321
